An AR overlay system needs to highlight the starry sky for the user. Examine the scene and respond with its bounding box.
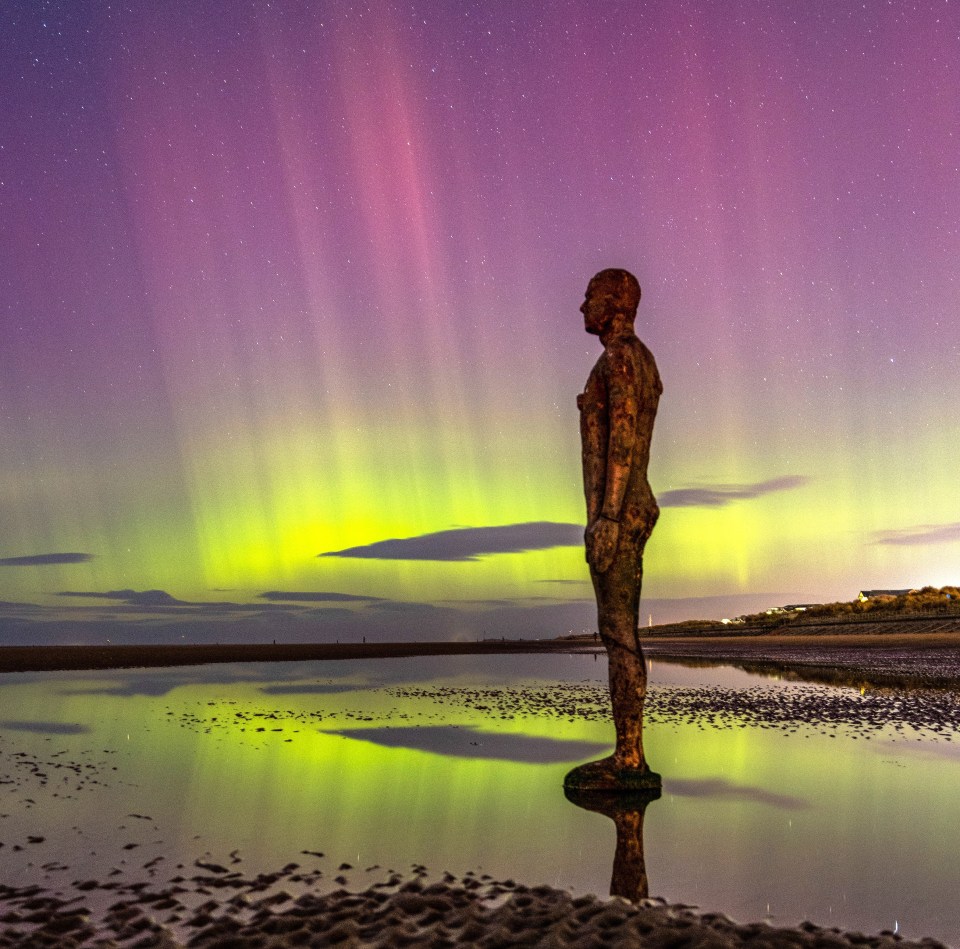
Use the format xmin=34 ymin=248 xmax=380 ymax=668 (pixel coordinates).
xmin=1 ymin=0 xmax=959 ymax=644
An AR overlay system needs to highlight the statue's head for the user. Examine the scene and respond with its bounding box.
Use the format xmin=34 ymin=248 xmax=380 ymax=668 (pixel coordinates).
xmin=581 ymin=269 xmax=641 ymax=336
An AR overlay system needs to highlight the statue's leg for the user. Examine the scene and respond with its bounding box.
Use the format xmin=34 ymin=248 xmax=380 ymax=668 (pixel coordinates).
xmin=606 ymin=638 xmax=646 ymax=768
xmin=597 ymin=551 xmax=646 ymax=769
xmin=564 ymin=541 xmax=659 ymax=791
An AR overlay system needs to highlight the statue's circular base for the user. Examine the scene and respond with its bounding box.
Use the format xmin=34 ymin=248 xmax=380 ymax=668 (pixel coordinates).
xmin=564 ymin=784 xmax=661 ymax=813
xmin=563 ymin=758 xmax=662 ymax=793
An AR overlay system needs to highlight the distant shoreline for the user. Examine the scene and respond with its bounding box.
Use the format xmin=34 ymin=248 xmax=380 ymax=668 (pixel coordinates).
xmin=644 ymin=609 xmax=960 ymax=638
xmin=2 ymin=616 xmax=960 ymax=686
xmin=0 ymin=638 xmax=596 ymax=673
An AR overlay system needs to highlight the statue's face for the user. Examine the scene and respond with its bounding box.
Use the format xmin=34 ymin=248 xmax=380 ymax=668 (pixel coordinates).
xmin=580 ymin=279 xmax=617 ymax=336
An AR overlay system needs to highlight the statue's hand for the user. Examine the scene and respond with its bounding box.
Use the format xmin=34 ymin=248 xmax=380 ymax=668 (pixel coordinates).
xmin=585 ymin=517 xmax=619 ymax=574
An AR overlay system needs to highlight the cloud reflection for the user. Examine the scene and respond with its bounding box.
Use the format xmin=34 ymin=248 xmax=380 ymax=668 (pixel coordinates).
xmin=0 ymin=720 xmax=89 ymax=734
xmin=665 ymin=777 xmax=808 ymax=810
xmin=261 ymin=683 xmax=361 ymax=695
xmin=328 ymin=725 xmax=609 ymax=764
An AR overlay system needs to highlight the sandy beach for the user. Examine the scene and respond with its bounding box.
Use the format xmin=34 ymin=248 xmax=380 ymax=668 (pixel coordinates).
xmin=0 ymin=863 xmax=950 ymax=948
xmin=0 ymin=639 xmax=589 ymax=674
xmin=643 ymin=630 xmax=960 ymax=689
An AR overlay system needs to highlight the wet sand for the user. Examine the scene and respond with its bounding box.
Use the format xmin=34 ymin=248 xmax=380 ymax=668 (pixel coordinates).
xmin=0 ymin=639 xmax=589 ymax=674
xmin=0 ymin=861 xmax=949 ymax=948
xmin=643 ymin=631 xmax=960 ymax=689
xmin=3 ymin=631 xmax=959 ymax=945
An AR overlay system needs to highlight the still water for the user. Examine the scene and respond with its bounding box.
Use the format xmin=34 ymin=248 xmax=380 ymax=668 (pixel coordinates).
xmin=1 ymin=653 xmax=958 ymax=944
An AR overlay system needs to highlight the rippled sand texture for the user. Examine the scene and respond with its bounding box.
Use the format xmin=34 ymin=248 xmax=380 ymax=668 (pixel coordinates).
xmin=0 ymin=863 xmax=950 ymax=948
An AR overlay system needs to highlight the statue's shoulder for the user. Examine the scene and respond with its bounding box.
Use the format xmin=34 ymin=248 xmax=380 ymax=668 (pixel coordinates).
xmin=624 ymin=335 xmax=663 ymax=395
xmin=607 ymin=334 xmax=656 ymax=370
xmin=636 ymin=336 xmax=660 ymax=370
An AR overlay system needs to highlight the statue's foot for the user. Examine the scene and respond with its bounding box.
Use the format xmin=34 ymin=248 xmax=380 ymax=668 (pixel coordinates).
xmin=563 ymin=756 xmax=661 ymax=792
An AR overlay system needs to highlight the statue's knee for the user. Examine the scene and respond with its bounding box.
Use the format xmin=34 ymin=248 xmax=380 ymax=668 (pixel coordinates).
xmin=600 ymin=629 xmax=640 ymax=656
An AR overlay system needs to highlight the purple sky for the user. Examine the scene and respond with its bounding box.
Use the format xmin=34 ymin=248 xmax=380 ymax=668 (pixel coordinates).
xmin=2 ymin=1 xmax=959 ymax=643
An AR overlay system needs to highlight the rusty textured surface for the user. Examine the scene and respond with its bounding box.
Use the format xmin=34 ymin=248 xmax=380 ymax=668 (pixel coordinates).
xmin=567 ymin=269 xmax=662 ymax=788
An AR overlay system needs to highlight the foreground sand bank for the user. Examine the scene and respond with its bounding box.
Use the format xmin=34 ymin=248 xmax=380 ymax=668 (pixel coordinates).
xmin=0 ymin=865 xmax=949 ymax=948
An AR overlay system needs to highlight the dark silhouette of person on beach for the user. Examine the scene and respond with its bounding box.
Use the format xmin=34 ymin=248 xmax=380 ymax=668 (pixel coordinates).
xmin=565 ymin=268 xmax=662 ymax=791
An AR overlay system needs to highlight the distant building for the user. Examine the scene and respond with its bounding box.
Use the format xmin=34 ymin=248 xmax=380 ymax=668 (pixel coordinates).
xmin=766 ymin=604 xmax=817 ymax=614
xmin=857 ymin=589 xmax=915 ymax=602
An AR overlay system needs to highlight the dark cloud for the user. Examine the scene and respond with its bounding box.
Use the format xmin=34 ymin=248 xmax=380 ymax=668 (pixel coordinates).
xmin=0 ymin=599 xmax=46 ymax=614
xmin=0 ymin=552 xmax=93 ymax=566
xmin=58 ymin=589 xmax=188 ymax=606
xmin=441 ymin=597 xmax=518 ymax=607
xmin=872 ymin=522 xmax=960 ymax=546
xmin=259 ymin=591 xmax=384 ymax=602
xmin=55 ymin=589 xmax=320 ymax=615
xmin=659 ymin=475 xmax=809 ymax=508
xmin=319 ymin=521 xmax=582 ymax=561
xmin=363 ymin=600 xmax=442 ymax=613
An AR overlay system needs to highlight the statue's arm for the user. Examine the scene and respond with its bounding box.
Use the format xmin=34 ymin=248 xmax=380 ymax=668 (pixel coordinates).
xmin=600 ymin=346 xmax=639 ymax=522
xmin=584 ymin=345 xmax=638 ymax=574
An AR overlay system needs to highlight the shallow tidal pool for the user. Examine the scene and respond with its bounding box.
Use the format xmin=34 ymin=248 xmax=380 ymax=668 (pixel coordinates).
xmin=1 ymin=652 xmax=958 ymax=944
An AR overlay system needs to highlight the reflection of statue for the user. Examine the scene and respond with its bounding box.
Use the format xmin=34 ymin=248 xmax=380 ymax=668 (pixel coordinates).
xmin=565 ymin=269 xmax=662 ymax=792
xmin=564 ymin=786 xmax=660 ymax=902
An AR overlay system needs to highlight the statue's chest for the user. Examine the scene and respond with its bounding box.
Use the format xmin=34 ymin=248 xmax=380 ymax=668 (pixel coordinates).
xmin=578 ymin=363 xmax=608 ymax=416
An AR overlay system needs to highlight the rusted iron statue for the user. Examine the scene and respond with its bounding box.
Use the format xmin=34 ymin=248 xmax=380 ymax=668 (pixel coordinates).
xmin=564 ymin=268 xmax=662 ymax=791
